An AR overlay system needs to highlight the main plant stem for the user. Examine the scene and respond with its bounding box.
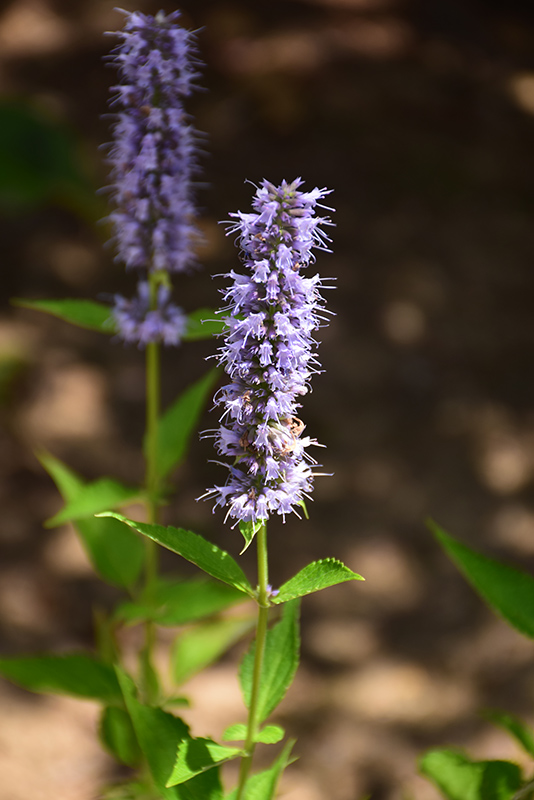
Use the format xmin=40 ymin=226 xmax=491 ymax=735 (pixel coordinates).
xmin=236 ymin=524 xmax=269 ymax=800
xmin=141 ymin=275 xmax=161 ymax=702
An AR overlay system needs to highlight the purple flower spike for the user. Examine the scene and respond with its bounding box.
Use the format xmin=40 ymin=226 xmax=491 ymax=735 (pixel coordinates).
xmin=202 ymin=179 xmax=334 ymax=525
xmin=105 ymin=9 xmax=201 ymax=273
xmin=113 ymin=282 xmax=187 ymax=347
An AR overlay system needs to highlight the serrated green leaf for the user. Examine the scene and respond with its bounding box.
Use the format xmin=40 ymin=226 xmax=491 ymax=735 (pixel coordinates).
xmin=420 ymin=749 xmax=522 ymax=800
xmin=100 ymin=514 xmax=255 ymax=598
xmin=146 ymin=370 xmax=218 ymax=481
xmin=222 ymin=724 xmax=285 ymax=745
xmin=430 ymin=519 xmax=534 ymax=639
xmin=172 ymin=617 xmax=254 ymax=685
xmin=483 ymin=709 xmax=534 ymax=759
xmin=117 ymin=668 xmax=223 ymax=800
xmin=225 ymin=740 xmax=295 ymax=800
xmin=182 ymin=309 xmax=225 ymax=341
xmin=272 ymin=558 xmax=364 ymax=604
xmin=238 ymin=521 xmax=262 ymax=555
xmin=118 ymin=577 xmax=248 ymax=627
xmin=46 ymin=477 xmax=142 ymax=527
xmin=240 ymin=600 xmax=300 ymax=723
xmin=13 ymin=298 xmax=116 ymax=333
xmin=100 ymin=706 xmax=142 ymax=767
xmin=0 ymin=654 xmax=122 ymax=704
xmin=167 ymin=738 xmax=243 ymax=787
xmin=39 ymin=452 xmax=145 ymax=588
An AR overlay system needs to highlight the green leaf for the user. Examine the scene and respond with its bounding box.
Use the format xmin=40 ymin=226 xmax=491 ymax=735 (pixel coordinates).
xmin=172 ymin=617 xmax=254 ymax=685
xmin=238 ymin=521 xmax=262 ymax=555
xmin=118 ymin=577 xmax=248 ymax=627
xmin=46 ymin=477 xmax=142 ymax=528
xmin=222 ymin=724 xmax=285 ymax=745
xmin=182 ymin=309 xmax=225 ymax=341
xmin=100 ymin=514 xmax=255 ymax=598
xmin=13 ymin=298 xmax=116 ymax=333
xmin=420 ymin=749 xmax=522 ymax=800
xmin=100 ymin=706 xmax=142 ymax=767
xmin=430 ymin=519 xmax=534 ymax=639
xmin=147 ymin=370 xmax=218 ymax=481
xmin=39 ymin=452 xmax=145 ymax=588
xmin=0 ymin=654 xmax=122 ymax=704
xmin=483 ymin=709 xmax=534 ymax=759
xmin=117 ymin=668 xmax=223 ymax=800
xmin=272 ymin=558 xmax=364 ymax=604
xmin=167 ymin=738 xmax=242 ymax=787
xmin=240 ymin=600 xmax=300 ymax=723
xmin=225 ymin=740 xmax=295 ymax=800
xmin=76 ymin=515 xmax=145 ymax=590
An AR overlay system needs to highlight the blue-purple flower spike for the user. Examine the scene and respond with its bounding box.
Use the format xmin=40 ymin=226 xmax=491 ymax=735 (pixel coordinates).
xmin=106 ymin=9 xmax=200 ymax=275
xmin=203 ymin=178 xmax=334 ymax=525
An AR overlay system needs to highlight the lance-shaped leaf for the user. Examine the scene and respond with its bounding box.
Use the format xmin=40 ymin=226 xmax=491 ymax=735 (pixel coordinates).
xmin=100 ymin=514 xmax=254 ymax=598
xmin=182 ymin=309 xmax=225 ymax=341
xmin=272 ymin=558 xmax=364 ymax=604
xmin=100 ymin=706 xmax=142 ymax=767
xmin=146 ymin=370 xmax=219 ymax=481
xmin=430 ymin=519 xmax=534 ymax=639
xmin=46 ymin=476 xmax=143 ymax=527
xmin=420 ymin=748 xmax=522 ymax=800
xmin=225 ymin=740 xmax=295 ymax=800
xmin=117 ymin=668 xmax=223 ymax=800
xmin=483 ymin=709 xmax=534 ymax=759
xmin=222 ymin=724 xmax=285 ymax=745
xmin=0 ymin=654 xmax=122 ymax=704
xmin=167 ymin=739 xmax=243 ymax=787
xmin=117 ymin=577 xmax=248 ymax=627
xmin=39 ymin=452 xmax=144 ymax=589
xmin=240 ymin=600 xmax=300 ymax=723
xmin=13 ymin=298 xmax=116 ymax=333
xmin=172 ymin=617 xmax=254 ymax=685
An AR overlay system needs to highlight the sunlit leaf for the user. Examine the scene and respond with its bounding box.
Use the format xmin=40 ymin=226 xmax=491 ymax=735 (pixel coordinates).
xmin=225 ymin=740 xmax=295 ymax=800
xmin=272 ymin=558 xmax=364 ymax=604
xmin=167 ymin=738 xmax=242 ymax=787
xmin=430 ymin=519 xmax=534 ymax=639
xmin=39 ymin=452 xmax=145 ymax=589
xmin=100 ymin=514 xmax=254 ymax=598
xmin=117 ymin=668 xmax=223 ymax=800
xmin=222 ymin=724 xmax=284 ymax=745
xmin=420 ymin=749 xmax=522 ymax=800
xmin=240 ymin=600 xmax=300 ymax=723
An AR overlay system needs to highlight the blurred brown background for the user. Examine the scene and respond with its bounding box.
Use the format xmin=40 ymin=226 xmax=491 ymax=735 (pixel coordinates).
xmin=2 ymin=0 xmax=534 ymax=798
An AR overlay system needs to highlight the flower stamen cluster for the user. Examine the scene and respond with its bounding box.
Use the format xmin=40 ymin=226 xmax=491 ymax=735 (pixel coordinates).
xmin=203 ymin=178 xmax=333 ymax=524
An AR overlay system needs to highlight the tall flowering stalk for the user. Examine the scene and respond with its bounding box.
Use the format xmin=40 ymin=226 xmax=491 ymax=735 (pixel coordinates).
xmin=204 ymin=178 xmax=334 ymax=797
xmin=104 ymin=9 xmax=202 ymax=700
xmin=204 ymin=178 xmax=333 ymax=525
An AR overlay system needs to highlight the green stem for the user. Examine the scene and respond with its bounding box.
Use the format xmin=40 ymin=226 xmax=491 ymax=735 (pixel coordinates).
xmin=236 ymin=523 xmax=269 ymax=800
xmin=141 ymin=274 xmax=162 ymax=703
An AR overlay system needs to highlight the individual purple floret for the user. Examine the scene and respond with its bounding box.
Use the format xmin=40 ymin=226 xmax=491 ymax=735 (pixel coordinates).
xmin=201 ymin=178 xmax=334 ymax=525
xmin=105 ymin=9 xmax=200 ymax=273
xmin=113 ymin=282 xmax=188 ymax=346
